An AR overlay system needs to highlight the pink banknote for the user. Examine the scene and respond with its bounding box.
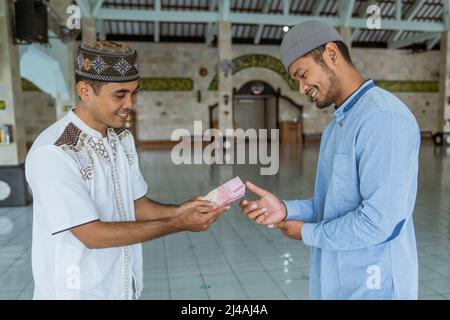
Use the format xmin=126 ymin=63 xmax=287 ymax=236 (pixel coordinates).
xmin=203 ymin=177 xmax=246 ymax=207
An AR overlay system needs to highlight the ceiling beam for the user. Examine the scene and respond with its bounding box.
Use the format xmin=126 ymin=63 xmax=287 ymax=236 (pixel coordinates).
xmin=95 ymin=9 xmax=448 ymax=33
xmin=254 ymin=0 xmax=272 ymax=44
xmin=444 ymin=0 xmax=450 ymax=29
xmin=92 ymin=0 xmax=105 ymax=17
xmin=98 ymin=8 xmax=219 ymax=23
xmin=395 ymin=0 xmax=402 ymax=21
xmin=388 ymin=31 xmax=441 ymax=49
xmin=339 ymin=0 xmax=355 ymax=27
xmin=391 ymin=0 xmax=427 ymax=42
xmin=427 ymin=34 xmax=441 ymax=50
xmin=219 ymin=0 xmax=230 ymax=21
xmin=154 ymin=0 xmax=160 ymax=42
xmin=283 ymin=0 xmax=290 ymax=16
xmin=205 ymin=0 xmax=217 ymax=45
xmin=75 ymin=0 xmax=92 ymax=17
xmin=311 ymin=0 xmax=327 ymax=16
xmin=351 ymin=0 xmax=376 ymax=40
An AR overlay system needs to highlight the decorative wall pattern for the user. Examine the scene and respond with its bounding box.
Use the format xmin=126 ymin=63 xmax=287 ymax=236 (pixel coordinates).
xmin=208 ymin=54 xmax=296 ymax=90
xmin=20 ymin=42 xmax=443 ymax=141
xmin=375 ymin=80 xmax=439 ymax=92
xmin=139 ymin=77 xmax=193 ymax=91
xmin=21 ymin=78 xmax=41 ymax=92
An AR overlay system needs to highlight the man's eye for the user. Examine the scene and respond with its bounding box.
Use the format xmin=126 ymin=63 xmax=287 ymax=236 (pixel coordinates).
xmin=115 ymin=95 xmax=125 ymax=99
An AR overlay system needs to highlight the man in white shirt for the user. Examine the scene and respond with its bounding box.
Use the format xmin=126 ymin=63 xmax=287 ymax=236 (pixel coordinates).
xmin=25 ymin=41 xmax=227 ymax=299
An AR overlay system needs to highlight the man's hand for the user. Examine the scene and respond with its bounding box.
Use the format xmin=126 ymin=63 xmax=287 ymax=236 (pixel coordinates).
xmin=275 ymin=220 xmax=304 ymax=240
xmin=175 ymin=197 xmax=229 ymax=232
xmin=239 ymin=181 xmax=287 ymax=227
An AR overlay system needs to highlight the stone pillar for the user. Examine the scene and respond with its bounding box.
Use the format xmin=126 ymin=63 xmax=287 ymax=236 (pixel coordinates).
xmin=50 ymin=0 xmax=77 ymax=118
xmin=82 ymin=17 xmax=97 ymax=43
xmin=339 ymin=26 xmax=352 ymax=50
xmin=439 ymin=31 xmax=450 ymax=145
xmin=0 ymin=0 xmax=29 ymax=206
xmin=218 ymin=21 xmax=233 ymax=133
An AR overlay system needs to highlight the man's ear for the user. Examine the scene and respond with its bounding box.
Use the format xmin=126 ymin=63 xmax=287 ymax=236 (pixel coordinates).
xmin=323 ymin=42 xmax=339 ymax=66
xmin=76 ymin=81 xmax=91 ymax=102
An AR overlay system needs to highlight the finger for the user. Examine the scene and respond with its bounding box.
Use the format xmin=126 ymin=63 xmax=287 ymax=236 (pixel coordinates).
xmin=216 ymin=206 xmax=230 ymax=214
xmin=209 ymin=211 xmax=224 ymax=223
xmin=191 ymin=200 xmax=218 ymax=208
xmin=197 ymin=205 xmax=220 ymax=213
xmin=239 ymin=200 xmax=256 ymax=210
xmin=255 ymin=213 xmax=268 ymax=225
xmin=256 ymin=214 xmax=284 ymax=227
xmin=245 ymin=181 xmax=268 ymax=197
xmin=264 ymin=213 xmax=284 ymax=225
xmin=192 ymin=196 xmax=204 ymax=201
xmin=247 ymin=207 xmax=268 ymax=220
xmin=206 ymin=206 xmax=229 ymax=216
xmin=241 ymin=202 xmax=258 ymax=215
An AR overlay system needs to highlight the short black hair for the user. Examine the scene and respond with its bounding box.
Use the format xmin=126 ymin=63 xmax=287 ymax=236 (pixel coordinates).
xmin=305 ymin=41 xmax=354 ymax=67
xmin=75 ymin=74 xmax=106 ymax=96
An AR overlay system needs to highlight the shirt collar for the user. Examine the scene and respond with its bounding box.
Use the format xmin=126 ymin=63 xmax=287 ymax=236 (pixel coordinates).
xmin=333 ymin=79 xmax=375 ymax=122
xmin=67 ymin=109 xmax=105 ymax=139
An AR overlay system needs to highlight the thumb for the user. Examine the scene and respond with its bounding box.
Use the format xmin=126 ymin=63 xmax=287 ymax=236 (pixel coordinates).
xmin=245 ymin=181 xmax=268 ymax=197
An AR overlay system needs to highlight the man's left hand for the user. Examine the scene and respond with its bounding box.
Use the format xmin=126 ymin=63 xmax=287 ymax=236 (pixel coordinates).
xmin=275 ymin=220 xmax=304 ymax=240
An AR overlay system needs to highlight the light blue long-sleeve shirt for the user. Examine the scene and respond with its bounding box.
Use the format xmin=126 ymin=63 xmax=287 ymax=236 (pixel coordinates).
xmin=283 ymin=79 xmax=421 ymax=300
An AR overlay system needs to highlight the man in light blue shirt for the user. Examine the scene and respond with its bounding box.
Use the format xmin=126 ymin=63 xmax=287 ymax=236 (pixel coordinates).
xmin=240 ymin=21 xmax=420 ymax=299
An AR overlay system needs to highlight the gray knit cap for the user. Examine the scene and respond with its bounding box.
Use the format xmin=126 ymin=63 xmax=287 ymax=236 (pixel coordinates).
xmin=280 ymin=20 xmax=343 ymax=71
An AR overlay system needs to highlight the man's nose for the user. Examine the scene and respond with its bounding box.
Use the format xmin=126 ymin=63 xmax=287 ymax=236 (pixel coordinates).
xmin=299 ymin=80 xmax=309 ymax=95
xmin=123 ymin=96 xmax=134 ymax=109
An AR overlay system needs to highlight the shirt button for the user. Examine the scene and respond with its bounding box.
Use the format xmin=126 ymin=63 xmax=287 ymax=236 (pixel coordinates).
xmin=339 ymin=122 xmax=343 ymax=127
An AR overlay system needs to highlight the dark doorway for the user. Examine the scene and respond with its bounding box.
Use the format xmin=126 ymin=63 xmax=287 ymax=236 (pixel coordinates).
xmin=233 ymin=81 xmax=278 ymax=142
xmin=208 ymin=80 xmax=304 ymax=144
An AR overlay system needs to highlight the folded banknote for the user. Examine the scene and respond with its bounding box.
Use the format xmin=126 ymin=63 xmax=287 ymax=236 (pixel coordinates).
xmin=203 ymin=177 xmax=246 ymax=207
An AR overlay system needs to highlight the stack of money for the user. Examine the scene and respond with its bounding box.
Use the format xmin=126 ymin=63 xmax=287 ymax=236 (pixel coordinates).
xmin=203 ymin=177 xmax=246 ymax=207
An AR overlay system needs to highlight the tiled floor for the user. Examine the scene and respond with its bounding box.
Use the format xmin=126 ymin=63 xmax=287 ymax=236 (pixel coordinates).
xmin=1 ymin=142 xmax=450 ymax=300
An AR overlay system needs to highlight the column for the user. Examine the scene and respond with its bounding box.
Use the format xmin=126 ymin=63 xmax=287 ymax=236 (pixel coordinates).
xmin=51 ymin=0 xmax=77 ymax=118
xmin=0 ymin=0 xmax=29 ymax=206
xmin=218 ymin=21 xmax=233 ymax=133
xmin=338 ymin=26 xmax=352 ymax=51
xmin=439 ymin=31 xmax=450 ymax=144
xmin=82 ymin=17 xmax=97 ymax=43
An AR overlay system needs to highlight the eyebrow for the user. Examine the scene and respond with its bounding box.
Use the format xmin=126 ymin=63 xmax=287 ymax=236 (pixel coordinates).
xmin=113 ymin=83 xmax=140 ymax=95
xmin=292 ymin=68 xmax=302 ymax=79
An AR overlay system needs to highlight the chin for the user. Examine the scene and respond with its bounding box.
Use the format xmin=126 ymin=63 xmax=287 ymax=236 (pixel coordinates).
xmin=109 ymin=120 xmax=126 ymax=129
xmin=315 ymin=101 xmax=333 ymax=109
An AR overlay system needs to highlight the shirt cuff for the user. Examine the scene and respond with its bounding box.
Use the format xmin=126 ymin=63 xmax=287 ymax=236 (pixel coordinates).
xmin=282 ymin=200 xmax=299 ymax=221
xmin=134 ymin=185 xmax=148 ymax=201
xmin=301 ymin=222 xmax=316 ymax=247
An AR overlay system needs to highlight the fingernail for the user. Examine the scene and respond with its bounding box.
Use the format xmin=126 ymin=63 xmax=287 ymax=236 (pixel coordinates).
xmin=251 ymin=204 xmax=257 ymax=209
xmin=268 ymin=224 xmax=274 ymax=228
xmin=261 ymin=207 xmax=267 ymax=213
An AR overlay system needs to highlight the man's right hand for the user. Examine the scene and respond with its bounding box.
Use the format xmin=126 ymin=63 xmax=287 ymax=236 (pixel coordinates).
xmin=175 ymin=197 xmax=229 ymax=232
xmin=239 ymin=181 xmax=287 ymax=227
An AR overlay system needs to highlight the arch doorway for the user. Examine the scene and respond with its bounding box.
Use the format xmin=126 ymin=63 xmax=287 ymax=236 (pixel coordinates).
xmin=233 ymin=80 xmax=278 ymax=142
xmin=209 ymin=80 xmax=303 ymax=144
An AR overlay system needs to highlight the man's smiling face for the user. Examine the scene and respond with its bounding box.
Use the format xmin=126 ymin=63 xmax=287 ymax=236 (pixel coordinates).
xmin=288 ymin=46 xmax=340 ymax=109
